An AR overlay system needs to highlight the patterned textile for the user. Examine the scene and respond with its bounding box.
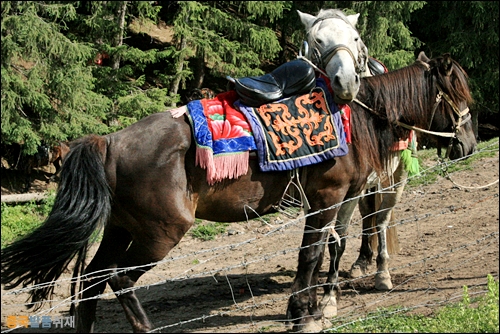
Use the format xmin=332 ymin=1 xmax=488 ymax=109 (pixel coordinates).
xmin=236 ymin=78 xmax=348 ymax=172
xmin=186 ymin=90 xmax=257 ymax=185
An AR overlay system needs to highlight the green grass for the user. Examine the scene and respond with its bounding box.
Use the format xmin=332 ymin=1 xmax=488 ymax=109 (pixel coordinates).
xmin=326 ymin=274 xmax=499 ymax=333
xmin=1 ymin=191 xmax=56 ymax=248
xmin=189 ymin=219 xmax=229 ymax=241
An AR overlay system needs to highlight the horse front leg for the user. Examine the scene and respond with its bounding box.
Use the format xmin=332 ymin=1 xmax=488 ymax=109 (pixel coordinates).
xmin=321 ymin=198 xmax=358 ymax=319
xmin=287 ymin=216 xmax=328 ymax=332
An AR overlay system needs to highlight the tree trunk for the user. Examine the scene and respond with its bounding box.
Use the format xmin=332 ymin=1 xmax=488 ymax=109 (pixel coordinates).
xmin=192 ymin=53 xmax=206 ymax=89
xmin=169 ymin=35 xmax=187 ymax=107
xmin=2 ymin=192 xmax=48 ymax=203
xmin=111 ymin=1 xmax=128 ymax=70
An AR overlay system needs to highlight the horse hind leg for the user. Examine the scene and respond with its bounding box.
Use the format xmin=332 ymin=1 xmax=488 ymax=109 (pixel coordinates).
xmin=369 ymin=167 xmax=407 ymax=291
xmin=107 ymin=216 xmax=194 ymax=333
xmin=76 ymin=225 xmax=133 ymax=333
xmin=350 ymin=191 xmax=375 ymax=279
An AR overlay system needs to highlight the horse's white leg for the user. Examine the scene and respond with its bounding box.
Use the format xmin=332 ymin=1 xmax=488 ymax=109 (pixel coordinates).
xmin=349 ymin=189 xmax=374 ymax=279
xmin=373 ymin=163 xmax=407 ymax=291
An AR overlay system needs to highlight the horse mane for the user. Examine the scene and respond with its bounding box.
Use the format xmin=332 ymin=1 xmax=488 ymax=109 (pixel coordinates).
xmin=430 ymin=56 xmax=473 ymax=107
xmin=316 ymin=9 xmax=356 ymax=28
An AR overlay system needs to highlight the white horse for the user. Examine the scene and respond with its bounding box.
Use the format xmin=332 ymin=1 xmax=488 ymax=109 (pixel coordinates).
xmin=297 ymin=9 xmax=368 ymax=104
xmin=299 ymin=8 xmax=413 ymax=322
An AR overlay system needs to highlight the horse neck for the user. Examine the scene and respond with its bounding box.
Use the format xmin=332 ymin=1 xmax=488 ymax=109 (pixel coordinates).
xmin=351 ymin=64 xmax=432 ymax=174
xmin=366 ymin=64 xmax=433 ymax=128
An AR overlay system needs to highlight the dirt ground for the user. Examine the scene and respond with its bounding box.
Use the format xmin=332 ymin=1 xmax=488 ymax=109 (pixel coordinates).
xmin=1 ymin=149 xmax=499 ymax=333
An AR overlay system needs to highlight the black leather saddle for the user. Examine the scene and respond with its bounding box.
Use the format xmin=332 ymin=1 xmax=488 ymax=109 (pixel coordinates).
xmin=227 ymin=59 xmax=316 ymax=107
xmin=368 ymin=57 xmax=387 ymax=76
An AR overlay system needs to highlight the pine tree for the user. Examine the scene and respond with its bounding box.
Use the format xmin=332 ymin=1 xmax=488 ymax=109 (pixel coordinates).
xmin=167 ymin=1 xmax=286 ymax=98
xmin=73 ymin=1 xmax=178 ymax=127
xmin=1 ymin=1 xmax=111 ymax=154
xmin=410 ymin=1 xmax=499 ymax=131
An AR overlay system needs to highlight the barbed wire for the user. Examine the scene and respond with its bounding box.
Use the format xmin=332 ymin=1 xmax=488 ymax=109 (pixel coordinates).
xmin=1 ymin=143 xmax=498 ymax=333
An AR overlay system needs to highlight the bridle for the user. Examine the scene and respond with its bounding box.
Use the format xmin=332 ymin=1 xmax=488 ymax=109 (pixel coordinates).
xmin=298 ymin=15 xmax=366 ymax=75
xmin=354 ymin=65 xmax=472 ymax=159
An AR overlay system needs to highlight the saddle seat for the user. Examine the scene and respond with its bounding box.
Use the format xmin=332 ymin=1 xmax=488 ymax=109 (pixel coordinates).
xmin=368 ymin=57 xmax=388 ymax=76
xmin=227 ymin=59 xmax=316 ymax=107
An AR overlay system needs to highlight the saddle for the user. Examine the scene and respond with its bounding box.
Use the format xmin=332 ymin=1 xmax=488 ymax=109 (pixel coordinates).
xmin=227 ymin=59 xmax=316 ymax=107
xmin=368 ymin=57 xmax=388 ymax=76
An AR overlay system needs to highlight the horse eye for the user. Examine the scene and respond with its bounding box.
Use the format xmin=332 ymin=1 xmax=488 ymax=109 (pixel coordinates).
xmin=316 ymin=39 xmax=323 ymax=45
xmin=355 ymin=37 xmax=359 ymax=42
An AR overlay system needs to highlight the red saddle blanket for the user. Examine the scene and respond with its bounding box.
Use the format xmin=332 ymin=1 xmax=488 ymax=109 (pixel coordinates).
xmin=181 ymin=91 xmax=256 ymax=185
xmin=171 ymin=79 xmax=350 ymax=184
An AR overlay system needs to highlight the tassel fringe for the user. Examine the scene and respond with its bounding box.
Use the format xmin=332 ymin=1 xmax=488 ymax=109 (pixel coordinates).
xmin=196 ymin=146 xmax=249 ymax=185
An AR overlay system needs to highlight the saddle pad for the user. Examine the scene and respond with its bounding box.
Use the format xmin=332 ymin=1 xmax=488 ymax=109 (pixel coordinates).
xmin=186 ymin=90 xmax=257 ymax=185
xmin=236 ymin=79 xmax=348 ymax=172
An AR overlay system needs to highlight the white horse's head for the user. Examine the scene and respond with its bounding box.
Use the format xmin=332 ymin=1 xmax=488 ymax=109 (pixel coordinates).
xmin=298 ymin=9 xmax=369 ymax=104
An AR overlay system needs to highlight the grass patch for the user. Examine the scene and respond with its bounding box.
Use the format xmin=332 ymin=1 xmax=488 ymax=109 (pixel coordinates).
xmin=325 ymin=274 xmax=499 ymax=333
xmin=1 ymin=190 xmax=105 ymax=247
xmin=189 ymin=219 xmax=229 ymax=241
xmin=1 ymin=191 xmax=56 ymax=248
xmin=407 ymin=137 xmax=498 ymax=188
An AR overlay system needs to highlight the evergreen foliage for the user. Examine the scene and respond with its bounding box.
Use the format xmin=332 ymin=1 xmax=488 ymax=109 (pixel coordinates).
xmin=1 ymin=1 xmax=110 ymax=154
xmin=410 ymin=1 xmax=499 ymax=122
xmin=1 ymin=1 xmax=497 ymax=156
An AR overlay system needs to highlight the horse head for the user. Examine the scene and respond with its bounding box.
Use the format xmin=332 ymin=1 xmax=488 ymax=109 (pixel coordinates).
xmin=298 ymin=9 xmax=368 ymax=104
xmin=417 ymin=51 xmax=477 ymax=160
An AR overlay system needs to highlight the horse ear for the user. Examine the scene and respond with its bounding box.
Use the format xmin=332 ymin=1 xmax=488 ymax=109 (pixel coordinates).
xmin=297 ymin=10 xmax=316 ymax=30
xmin=417 ymin=51 xmax=430 ymax=63
xmin=346 ymin=13 xmax=360 ymax=27
xmin=442 ymin=53 xmax=453 ymax=76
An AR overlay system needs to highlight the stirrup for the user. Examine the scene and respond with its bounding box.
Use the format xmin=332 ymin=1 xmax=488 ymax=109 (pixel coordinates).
xmin=273 ymin=169 xmax=310 ymax=218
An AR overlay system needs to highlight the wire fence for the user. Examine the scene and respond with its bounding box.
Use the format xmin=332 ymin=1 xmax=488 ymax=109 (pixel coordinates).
xmin=1 ymin=141 xmax=498 ymax=333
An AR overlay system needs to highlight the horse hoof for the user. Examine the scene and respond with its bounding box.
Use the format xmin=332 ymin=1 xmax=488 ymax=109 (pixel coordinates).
xmin=319 ymin=296 xmax=338 ymax=319
xmin=375 ymin=272 xmax=393 ymax=290
xmin=294 ymin=320 xmax=323 ymax=333
xmin=349 ymin=264 xmax=365 ymax=278
xmin=322 ymin=303 xmax=337 ymax=319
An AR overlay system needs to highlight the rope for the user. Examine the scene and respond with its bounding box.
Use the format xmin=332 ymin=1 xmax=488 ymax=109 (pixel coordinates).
xmin=444 ymin=171 xmax=499 ymax=190
xmin=296 ymin=55 xmax=328 ymax=77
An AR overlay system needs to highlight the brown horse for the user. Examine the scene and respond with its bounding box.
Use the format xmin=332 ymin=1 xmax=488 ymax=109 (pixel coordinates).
xmin=1 ymin=142 xmax=69 ymax=192
xmin=47 ymin=141 xmax=71 ymax=180
xmin=1 ymin=52 xmax=476 ymax=332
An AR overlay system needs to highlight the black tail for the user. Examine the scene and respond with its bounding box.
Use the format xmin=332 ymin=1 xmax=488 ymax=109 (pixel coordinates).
xmin=1 ymin=135 xmax=111 ymax=310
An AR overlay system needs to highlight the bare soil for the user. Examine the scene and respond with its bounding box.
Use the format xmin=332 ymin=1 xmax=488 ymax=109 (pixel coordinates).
xmin=1 ymin=151 xmax=499 ymax=333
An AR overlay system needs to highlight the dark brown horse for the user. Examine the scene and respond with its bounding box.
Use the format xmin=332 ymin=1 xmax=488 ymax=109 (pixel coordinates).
xmin=1 ymin=52 xmax=476 ymax=332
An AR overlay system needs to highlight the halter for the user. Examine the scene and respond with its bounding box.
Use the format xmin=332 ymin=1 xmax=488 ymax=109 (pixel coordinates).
xmin=301 ymin=15 xmax=366 ymax=75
